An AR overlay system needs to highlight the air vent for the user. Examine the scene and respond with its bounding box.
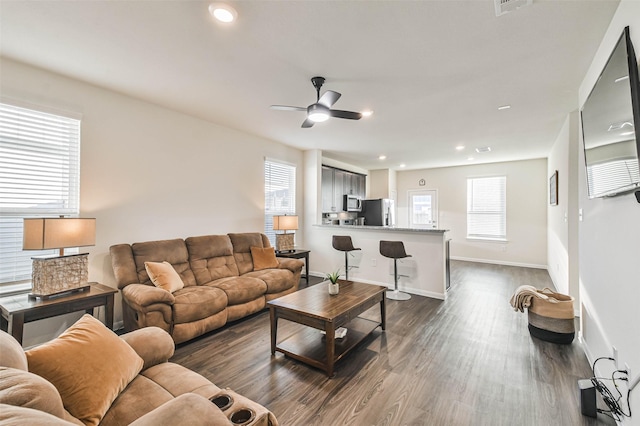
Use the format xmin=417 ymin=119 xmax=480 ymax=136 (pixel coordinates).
xmin=495 ymin=0 xmax=532 ymax=16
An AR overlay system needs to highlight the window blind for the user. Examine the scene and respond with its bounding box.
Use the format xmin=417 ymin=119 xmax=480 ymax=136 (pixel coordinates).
xmin=0 ymin=102 xmax=81 ymax=285
xmin=467 ymin=176 xmax=506 ymax=240
xmin=264 ymin=159 xmax=296 ymax=245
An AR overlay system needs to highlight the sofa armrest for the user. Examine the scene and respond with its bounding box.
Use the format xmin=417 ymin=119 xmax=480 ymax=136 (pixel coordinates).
xmin=122 ymin=283 xmax=175 ymax=307
xmin=129 ymin=394 xmax=230 ymax=426
xmin=277 ymin=258 xmax=304 ymax=274
xmin=119 ymin=327 xmax=175 ymax=370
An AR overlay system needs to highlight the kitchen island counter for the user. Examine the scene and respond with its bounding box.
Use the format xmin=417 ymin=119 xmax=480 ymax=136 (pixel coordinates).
xmin=315 ymin=224 xmax=448 ymax=234
xmin=310 ymin=225 xmax=450 ymax=300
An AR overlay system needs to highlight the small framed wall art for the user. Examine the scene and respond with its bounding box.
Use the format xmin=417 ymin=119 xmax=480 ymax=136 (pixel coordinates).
xmin=549 ymin=170 xmax=558 ymax=206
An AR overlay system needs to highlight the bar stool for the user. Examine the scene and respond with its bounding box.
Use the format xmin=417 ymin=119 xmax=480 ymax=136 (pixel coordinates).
xmin=379 ymin=240 xmax=412 ymax=300
xmin=332 ymin=236 xmax=361 ymax=281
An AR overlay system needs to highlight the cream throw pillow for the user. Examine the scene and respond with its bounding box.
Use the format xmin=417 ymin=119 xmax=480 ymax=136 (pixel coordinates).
xmin=25 ymin=314 xmax=144 ymax=426
xmin=144 ymin=261 xmax=184 ymax=293
xmin=251 ymin=246 xmax=279 ymax=271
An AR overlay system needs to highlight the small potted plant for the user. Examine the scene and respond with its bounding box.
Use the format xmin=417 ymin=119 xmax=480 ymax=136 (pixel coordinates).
xmin=326 ymin=270 xmax=341 ymax=295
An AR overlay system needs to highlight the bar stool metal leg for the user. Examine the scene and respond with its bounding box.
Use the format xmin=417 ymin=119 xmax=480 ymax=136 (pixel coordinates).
xmin=386 ymin=258 xmax=411 ymax=300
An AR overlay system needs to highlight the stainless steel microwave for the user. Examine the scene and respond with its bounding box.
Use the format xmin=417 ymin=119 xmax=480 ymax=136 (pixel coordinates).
xmin=343 ymin=194 xmax=362 ymax=212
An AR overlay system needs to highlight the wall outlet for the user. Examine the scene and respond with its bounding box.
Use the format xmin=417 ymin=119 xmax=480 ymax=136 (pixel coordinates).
xmin=371 ymin=258 xmax=377 ymax=267
xmin=613 ymin=346 xmax=619 ymax=369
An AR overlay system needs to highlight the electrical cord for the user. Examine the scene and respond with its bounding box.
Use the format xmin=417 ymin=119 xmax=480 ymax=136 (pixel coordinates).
xmin=590 ymin=357 xmax=632 ymax=421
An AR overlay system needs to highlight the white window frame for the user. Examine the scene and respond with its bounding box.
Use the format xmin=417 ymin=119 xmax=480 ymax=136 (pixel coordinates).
xmin=466 ymin=176 xmax=506 ymax=241
xmin=0 ymin=100 xmax=81 ymax=291
xmin=264 ymin=158 xmax=296 ymax=246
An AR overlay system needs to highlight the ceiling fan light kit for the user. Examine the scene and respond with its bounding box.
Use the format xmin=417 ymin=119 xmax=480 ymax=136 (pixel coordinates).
xmin=271 ymin=76 xmax=363 ymax=128
xmin=307 ymin=103 xmax=330 ymax=122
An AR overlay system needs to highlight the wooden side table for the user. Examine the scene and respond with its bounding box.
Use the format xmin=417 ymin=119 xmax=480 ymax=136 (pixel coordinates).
xmin=276 ymin=249 xmax=310 ymax=283
xmin=0 ymin=282 xmax=117 ymax=345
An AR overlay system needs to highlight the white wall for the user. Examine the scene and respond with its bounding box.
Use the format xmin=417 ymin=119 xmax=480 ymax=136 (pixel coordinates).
xmin=577 ymin=1 xmax=640 ymax=422
xmin=0 ymin=58 xmax=304 ymax=346
xmin=367 ymin=168 xmax=397 ymax=201
xmin=547 ymin=111 xmax=580 ymax=305
xmin=396 ymin=159 xmax=548 ymax=268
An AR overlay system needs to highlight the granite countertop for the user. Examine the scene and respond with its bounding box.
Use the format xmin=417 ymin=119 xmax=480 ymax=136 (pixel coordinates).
xmin=314 ymin=224 xmax=448 ymax=233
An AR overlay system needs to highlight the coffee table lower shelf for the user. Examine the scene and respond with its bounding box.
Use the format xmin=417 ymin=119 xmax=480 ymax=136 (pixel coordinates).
xmin=274 ymin=317 xmax=380 ymax=374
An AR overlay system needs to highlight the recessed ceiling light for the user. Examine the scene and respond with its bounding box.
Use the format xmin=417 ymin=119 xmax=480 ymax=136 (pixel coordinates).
xmin=621 ymin=131 xmax=634 ymax=136
xmin=361 ymin=110 xmax=374 ymax=117
xmin=399 ymin=163 xmax=406 ymax=168
xmin=379 ymin=155 xmax=386 ymax=160
xmin=209 ymin=3 xmax=237 ymax=23
xmin=467 ymin=157 xmax=474 ymax=161
xmin=615 ymin=75 xmax=629 ymax=83
xmin=497 ymin=105 xmax=511 ymax=110
xmin=456 ymin=145 xmax=465 ymax=151
xmin=475 ymin=146 xmax=492 ymax=153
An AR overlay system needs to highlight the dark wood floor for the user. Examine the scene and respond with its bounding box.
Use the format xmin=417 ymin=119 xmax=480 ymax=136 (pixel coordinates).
xmin=171 ymin=261 xmax=614 ymax=425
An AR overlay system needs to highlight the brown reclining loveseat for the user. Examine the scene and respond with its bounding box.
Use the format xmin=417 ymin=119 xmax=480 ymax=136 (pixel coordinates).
xmin=110 ymin=232 xmax=303 ymax=344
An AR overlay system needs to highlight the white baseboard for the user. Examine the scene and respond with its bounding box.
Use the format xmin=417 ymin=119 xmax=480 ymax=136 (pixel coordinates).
xmin=450 ymin=256 xmax=547 ymax=270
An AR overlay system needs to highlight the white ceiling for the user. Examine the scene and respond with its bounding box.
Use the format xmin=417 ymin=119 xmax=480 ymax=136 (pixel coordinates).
xmin=0 ymin=0 xmax=619 ymax=171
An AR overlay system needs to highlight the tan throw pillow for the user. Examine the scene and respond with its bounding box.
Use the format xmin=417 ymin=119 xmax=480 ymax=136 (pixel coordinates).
xmin=26 ymin=314 xmax=144 ymax=426
xmin=144 ymin=261 xmax=184 ymax=293
xmin=251 ymin=246 xmax=279 ymax=271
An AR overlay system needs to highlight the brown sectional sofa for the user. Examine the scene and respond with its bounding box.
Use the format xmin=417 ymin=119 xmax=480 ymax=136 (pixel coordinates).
xmin=0 ymin=317 xmax=278 ymax=425
xmin=110 ymin=232 xmax=303 ymax=344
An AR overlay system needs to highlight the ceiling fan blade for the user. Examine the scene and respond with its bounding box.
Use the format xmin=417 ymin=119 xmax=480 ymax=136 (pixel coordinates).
xmin=330 ymin=110 xmax=363 ymax=120
xmin=318 ymin=90 xmax=341 ymax=108
xmin=270 ymin=105 xmax=306 ymax=111
xmin=301 ymin=118 xmax=315 ymax=128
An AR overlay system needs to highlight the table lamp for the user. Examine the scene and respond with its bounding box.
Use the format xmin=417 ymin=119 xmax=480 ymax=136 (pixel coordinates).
xmin=23 ymin=217 xmax=96 ymax=299
xmin=272 ymin=215 xmax=298 ymax=253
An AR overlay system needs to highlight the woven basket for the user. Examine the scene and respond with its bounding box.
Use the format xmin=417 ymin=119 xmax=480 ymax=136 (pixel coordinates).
xmin=527 ymin=289 xmax=575 ymax=344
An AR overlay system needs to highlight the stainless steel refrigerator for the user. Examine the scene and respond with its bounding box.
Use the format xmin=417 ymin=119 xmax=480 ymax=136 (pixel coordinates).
xmin=359 ymin=199 xmax=395 ymax=226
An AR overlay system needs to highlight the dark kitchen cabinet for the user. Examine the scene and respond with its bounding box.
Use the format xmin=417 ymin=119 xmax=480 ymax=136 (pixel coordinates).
xmin=321 ymin=166 xmax=366 ymax=212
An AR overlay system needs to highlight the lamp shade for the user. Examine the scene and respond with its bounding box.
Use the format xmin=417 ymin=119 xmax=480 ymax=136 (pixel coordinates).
xmin=23 ymin=218 xmax=96 ymax=250
xmin=272 ymin=215 xmax=298 ymax=231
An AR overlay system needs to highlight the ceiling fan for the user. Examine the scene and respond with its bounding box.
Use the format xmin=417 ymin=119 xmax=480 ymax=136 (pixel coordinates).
xmin=270 ymin=76 xmax=363 ymax=128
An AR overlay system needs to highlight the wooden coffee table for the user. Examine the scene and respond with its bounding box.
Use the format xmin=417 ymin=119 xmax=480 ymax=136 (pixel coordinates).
xmin=268 ymin=280 xmax=386 ymax=377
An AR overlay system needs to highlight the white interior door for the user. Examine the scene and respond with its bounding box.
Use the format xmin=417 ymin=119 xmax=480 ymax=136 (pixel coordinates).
xmin=409 ymin=189 xmax=438 ymax=229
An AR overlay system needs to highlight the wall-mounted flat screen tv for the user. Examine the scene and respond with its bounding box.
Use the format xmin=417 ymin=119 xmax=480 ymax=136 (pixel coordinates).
xmin=581 ymin=26 xmax=640 ymax=199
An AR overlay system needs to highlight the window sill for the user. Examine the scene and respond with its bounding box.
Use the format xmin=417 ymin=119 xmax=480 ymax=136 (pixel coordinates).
xmin=466 ymin=237 xmax=508 ymax=243
xmin=0 ymin=282 xmax=32 ymax=297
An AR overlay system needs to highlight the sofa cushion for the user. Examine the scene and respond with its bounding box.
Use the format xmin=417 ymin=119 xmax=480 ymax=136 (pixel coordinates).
xmin=25 ymin=315 xmax=144 ymax=426
xmin=99 ymin=374 xmax=173 ymax=426
xmin=144 ymin=261 xmax=185 ymax=293
xmin=243 ymin=268 xmax=296 ymax=294
xmin=103 ymin=363 xmax=222 ymax=425
xmin=186 ymin=235 xmax=240 ymax=284
xmin=129 ymin=393 xmax=231 ymax=426
xmin=172 ymin=286 xmax=228 ymax=324
xmin=132 ymin=239 xmax=197 ymax=287
xmin=0 ymin=330 xmax=28 ymax=371
xmin=228 ymin=233 xmax=269 ymax=275
xmin=206 ymin=276 xmax=267 ymax=305
xmin=140 ymin=362 xmax=221 ymax=399
xmin=0 ymin=404 xmax=78 ymax=426
xmin=250 ymin=246 xmax=279 ymax=271
xmin=0 ymin=367 xmax=66 ymax=419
